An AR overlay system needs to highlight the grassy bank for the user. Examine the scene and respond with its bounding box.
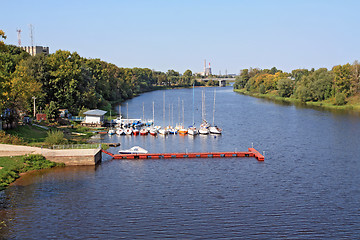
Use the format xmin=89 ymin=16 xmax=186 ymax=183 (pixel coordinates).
xmin=234 ymin=89 xmax=360 ymax=113
xmin=2 ymin=123 xmax=98 ymax=147
xmin=5 ymin=125 xmax=49 ymax=145
xmin=0 ymin=154 xmax=64 ymax=191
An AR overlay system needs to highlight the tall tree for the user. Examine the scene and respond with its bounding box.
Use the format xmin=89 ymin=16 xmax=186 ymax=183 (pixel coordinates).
xmin=332 ymin=64 xmax=352 ymax=96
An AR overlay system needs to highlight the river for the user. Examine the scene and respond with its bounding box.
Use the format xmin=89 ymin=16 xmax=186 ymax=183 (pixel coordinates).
xmin=1 ymin=86 xmax=360 ymax=239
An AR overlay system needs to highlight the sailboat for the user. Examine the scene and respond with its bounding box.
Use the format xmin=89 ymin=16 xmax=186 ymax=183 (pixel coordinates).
xmin=108 ymin=110 xmax=116 ymax=135
xmin=158 ymin=92 xmax=169 ymax=135
xmin=209 ymin=88 xmax=222 ymax=134
xmin=188 ymin=83 xmax=198 ymax=135
xmin=199 ymin=90 xmax=210 ymax=135
xmin=178 ymin=100 xmax=188 ymax=135
xmin=149 ymin=101 xmax=158 ymax=136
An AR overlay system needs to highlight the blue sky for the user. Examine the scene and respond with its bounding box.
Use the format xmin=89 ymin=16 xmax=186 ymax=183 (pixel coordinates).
xmin=1 ymin=0 xmax=359 ymax=74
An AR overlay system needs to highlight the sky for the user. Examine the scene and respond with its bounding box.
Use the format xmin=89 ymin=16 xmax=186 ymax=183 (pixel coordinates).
xmin=1 ymin=0 xmax=360 ymax=74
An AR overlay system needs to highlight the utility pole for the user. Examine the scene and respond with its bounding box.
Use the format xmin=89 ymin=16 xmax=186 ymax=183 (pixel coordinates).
xmin=32 ymin=96 xmax=36 ymax=118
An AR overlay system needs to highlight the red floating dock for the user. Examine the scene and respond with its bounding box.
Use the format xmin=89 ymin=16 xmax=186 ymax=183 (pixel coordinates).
xmin=101 ymin=147 xmax=264 ymax=161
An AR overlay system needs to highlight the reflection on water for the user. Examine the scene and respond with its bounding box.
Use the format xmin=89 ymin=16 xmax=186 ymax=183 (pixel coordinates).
xmin=1 ymin=86 xmax=360 ymax=239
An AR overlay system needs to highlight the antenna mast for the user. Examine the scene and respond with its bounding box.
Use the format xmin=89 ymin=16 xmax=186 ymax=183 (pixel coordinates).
xmin=29 ymin=24 xmax=34 ymax=47
xmin=16 ymin=29 xmax=21 ymax=46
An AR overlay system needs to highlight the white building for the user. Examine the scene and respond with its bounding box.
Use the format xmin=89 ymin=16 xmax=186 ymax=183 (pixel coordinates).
xmin=21 ymin=46 xmax=49 ymax=56
xmin=83 ymin=109 xmax=107 ymax=125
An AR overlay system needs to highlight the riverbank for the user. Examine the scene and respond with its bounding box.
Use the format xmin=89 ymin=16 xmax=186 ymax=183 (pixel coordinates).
xmin=234 ymin=89 xmax=360 ymax=113
xmin=0 ymin=154 xmax=65 ymax=191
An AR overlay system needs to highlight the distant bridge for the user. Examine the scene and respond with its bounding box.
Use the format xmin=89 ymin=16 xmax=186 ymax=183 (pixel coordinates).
xmin=196 ymin=77 xmax=236 ymax=87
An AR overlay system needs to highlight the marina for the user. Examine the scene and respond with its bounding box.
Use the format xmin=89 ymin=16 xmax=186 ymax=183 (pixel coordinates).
xmin=2 ymin=86 xmax=360 ymax=239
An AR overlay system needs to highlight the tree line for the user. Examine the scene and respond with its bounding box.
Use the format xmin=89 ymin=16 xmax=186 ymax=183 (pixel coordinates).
xmin=234 ymin=64 xmax=360 ymax=106
xmin=0 ymin=30 xmax=200 ymax=123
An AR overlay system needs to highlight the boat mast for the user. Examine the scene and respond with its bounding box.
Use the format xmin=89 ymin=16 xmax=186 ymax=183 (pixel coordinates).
xmin=163 ymin=92 xmax=165 ymax=127
xmin=192 ymin=83 xmax=195 ymax=126
xmin=212 ymin=88 xmax=216 ymax=126
xmin=143 ymin=102 xmax=145 ymax=122
xmin=201 ymin=90 xmax=204 ymax=121
xmin=152 ymin=101 xmax=155 ymax=123
xmin=172 ymin=103 xmax=174 ymax=127
xmin=204 ymin=90 xmax=206 ymax=121
xmin=182 ymin=100 xmax=185 ymax=127
xmin=178 ymin=97 xmax=180 ymax=126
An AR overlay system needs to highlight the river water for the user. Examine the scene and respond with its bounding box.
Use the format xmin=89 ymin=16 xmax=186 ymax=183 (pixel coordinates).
xmin=1 ymin=86 xmax=360 ymax=239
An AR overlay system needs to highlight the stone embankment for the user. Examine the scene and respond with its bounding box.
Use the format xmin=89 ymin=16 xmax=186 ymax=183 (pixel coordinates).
xmin=0 ymin=144 xmax=102 ymax=166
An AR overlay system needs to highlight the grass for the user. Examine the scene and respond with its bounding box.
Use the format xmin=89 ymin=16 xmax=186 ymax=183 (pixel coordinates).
xmin=5 ymin=125 xmax=48 ymax=145
xmin=0 ymin=154 xmax=64 ymax=191
xmin=4 ymin=123 xmax=98 ymax=146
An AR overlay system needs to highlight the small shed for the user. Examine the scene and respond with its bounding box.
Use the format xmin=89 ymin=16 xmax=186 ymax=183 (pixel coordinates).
xmin=83 ymin=109 xmax=107 ymax=126
xmin=36 ymin=113 xmax=47 ymax=121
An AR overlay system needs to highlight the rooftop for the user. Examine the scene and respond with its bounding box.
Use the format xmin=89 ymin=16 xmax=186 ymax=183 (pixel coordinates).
xmin=83 ymin=109 xmax=107 ymax=116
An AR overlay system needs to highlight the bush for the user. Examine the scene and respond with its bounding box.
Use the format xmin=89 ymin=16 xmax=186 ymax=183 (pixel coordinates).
xmin=21 ymin=154 xmax=56 ymax=171
xmin=259 ymin=84 xmax=266 ymax=94
xmin=45 ymin=130 xmax=67 ymax=145
xmin=335 ymin=92 xmax=347 ymax=106
xmin=0 ymin=131 xmax=24 ymax=145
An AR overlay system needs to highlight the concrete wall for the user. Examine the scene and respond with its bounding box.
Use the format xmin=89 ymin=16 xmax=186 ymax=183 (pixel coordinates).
xmin=0 ymin=144 xmax=102 ymax=166
xmin=41 ymin=148 xmax=102 ymax=166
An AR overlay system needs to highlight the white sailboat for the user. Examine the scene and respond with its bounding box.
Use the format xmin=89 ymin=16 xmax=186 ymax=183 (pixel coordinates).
xmin=159 ymin=92 xmax=168 ymax=135
xmin=188 ymin=84 xmax=198 ymax=135
xmin=199 ymin=90 xmax=210 ymax=135
xmin=108 ymin=110 xmax=115 ymax=135
xmin=209 ymin=88 xmax=222 ymax=134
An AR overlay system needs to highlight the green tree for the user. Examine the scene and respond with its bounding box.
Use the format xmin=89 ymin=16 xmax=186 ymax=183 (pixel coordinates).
xmin=44 ymin=101 xmax=58 ymax=121
xmin=332 ymin=64 xmax=351 ymax=96
xmin=277 ymin=78 xmax=294 ymax=97
xmin=294 ymin=68 xmax=333 ymax=102
xmin=234 ymin=69 xmax=250 ymax=89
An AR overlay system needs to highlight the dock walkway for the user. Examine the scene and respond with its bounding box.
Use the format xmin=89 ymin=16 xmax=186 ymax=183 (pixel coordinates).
xmin=102 ymin=147 xmax=264 ymax=161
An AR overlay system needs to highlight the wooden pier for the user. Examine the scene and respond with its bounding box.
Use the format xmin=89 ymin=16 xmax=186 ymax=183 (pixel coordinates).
xmin=101 ymin=147 xmax=264 ymax=161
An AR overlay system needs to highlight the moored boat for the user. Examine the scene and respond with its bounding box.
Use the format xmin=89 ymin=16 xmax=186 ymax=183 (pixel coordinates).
xmin=158 ymin=128 xmax=169 ymax=135
xmin=169 ymin=128 xmax=177 ymax=134
xmin=133 ymin=128 xmax=140 ymax=136
xmin=149 ymin=128 xmax=158 ymax=136
xmin=209 ymin=126 xmax=222 ymax=134
xmin=199 ymin=127 xmax=210 ymax=135
xmin=119 ymin=146 xmax=148 ymax=154
xmin=140 ymin=128 xmax=148 ymax=135
xmin=178 ymin=127 xmax=188 ymax=135
xmin=116 ymin=128 xmax=124 ymax=135
xmin=125 ymin=128 xmax=133 ymax=135
xmin=188 ymin=126 xmax=198 ymax=135
xmin=108 ymin=129 xmax=115 ymax=135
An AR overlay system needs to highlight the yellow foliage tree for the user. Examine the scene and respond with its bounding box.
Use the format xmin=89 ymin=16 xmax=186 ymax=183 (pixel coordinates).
xmin=0 ymin=29 xmax=8 ymax=112
xmin=8 ymin=63 xmax=42 ymax=112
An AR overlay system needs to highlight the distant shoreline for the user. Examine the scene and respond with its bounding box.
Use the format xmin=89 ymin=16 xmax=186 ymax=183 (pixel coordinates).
xmin=233 ymin=89 xmax=360 ymax=114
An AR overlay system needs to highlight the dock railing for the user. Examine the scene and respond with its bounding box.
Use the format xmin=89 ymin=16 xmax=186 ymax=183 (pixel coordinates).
xmin=50 ymin=144 xmax=102 ymax=150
